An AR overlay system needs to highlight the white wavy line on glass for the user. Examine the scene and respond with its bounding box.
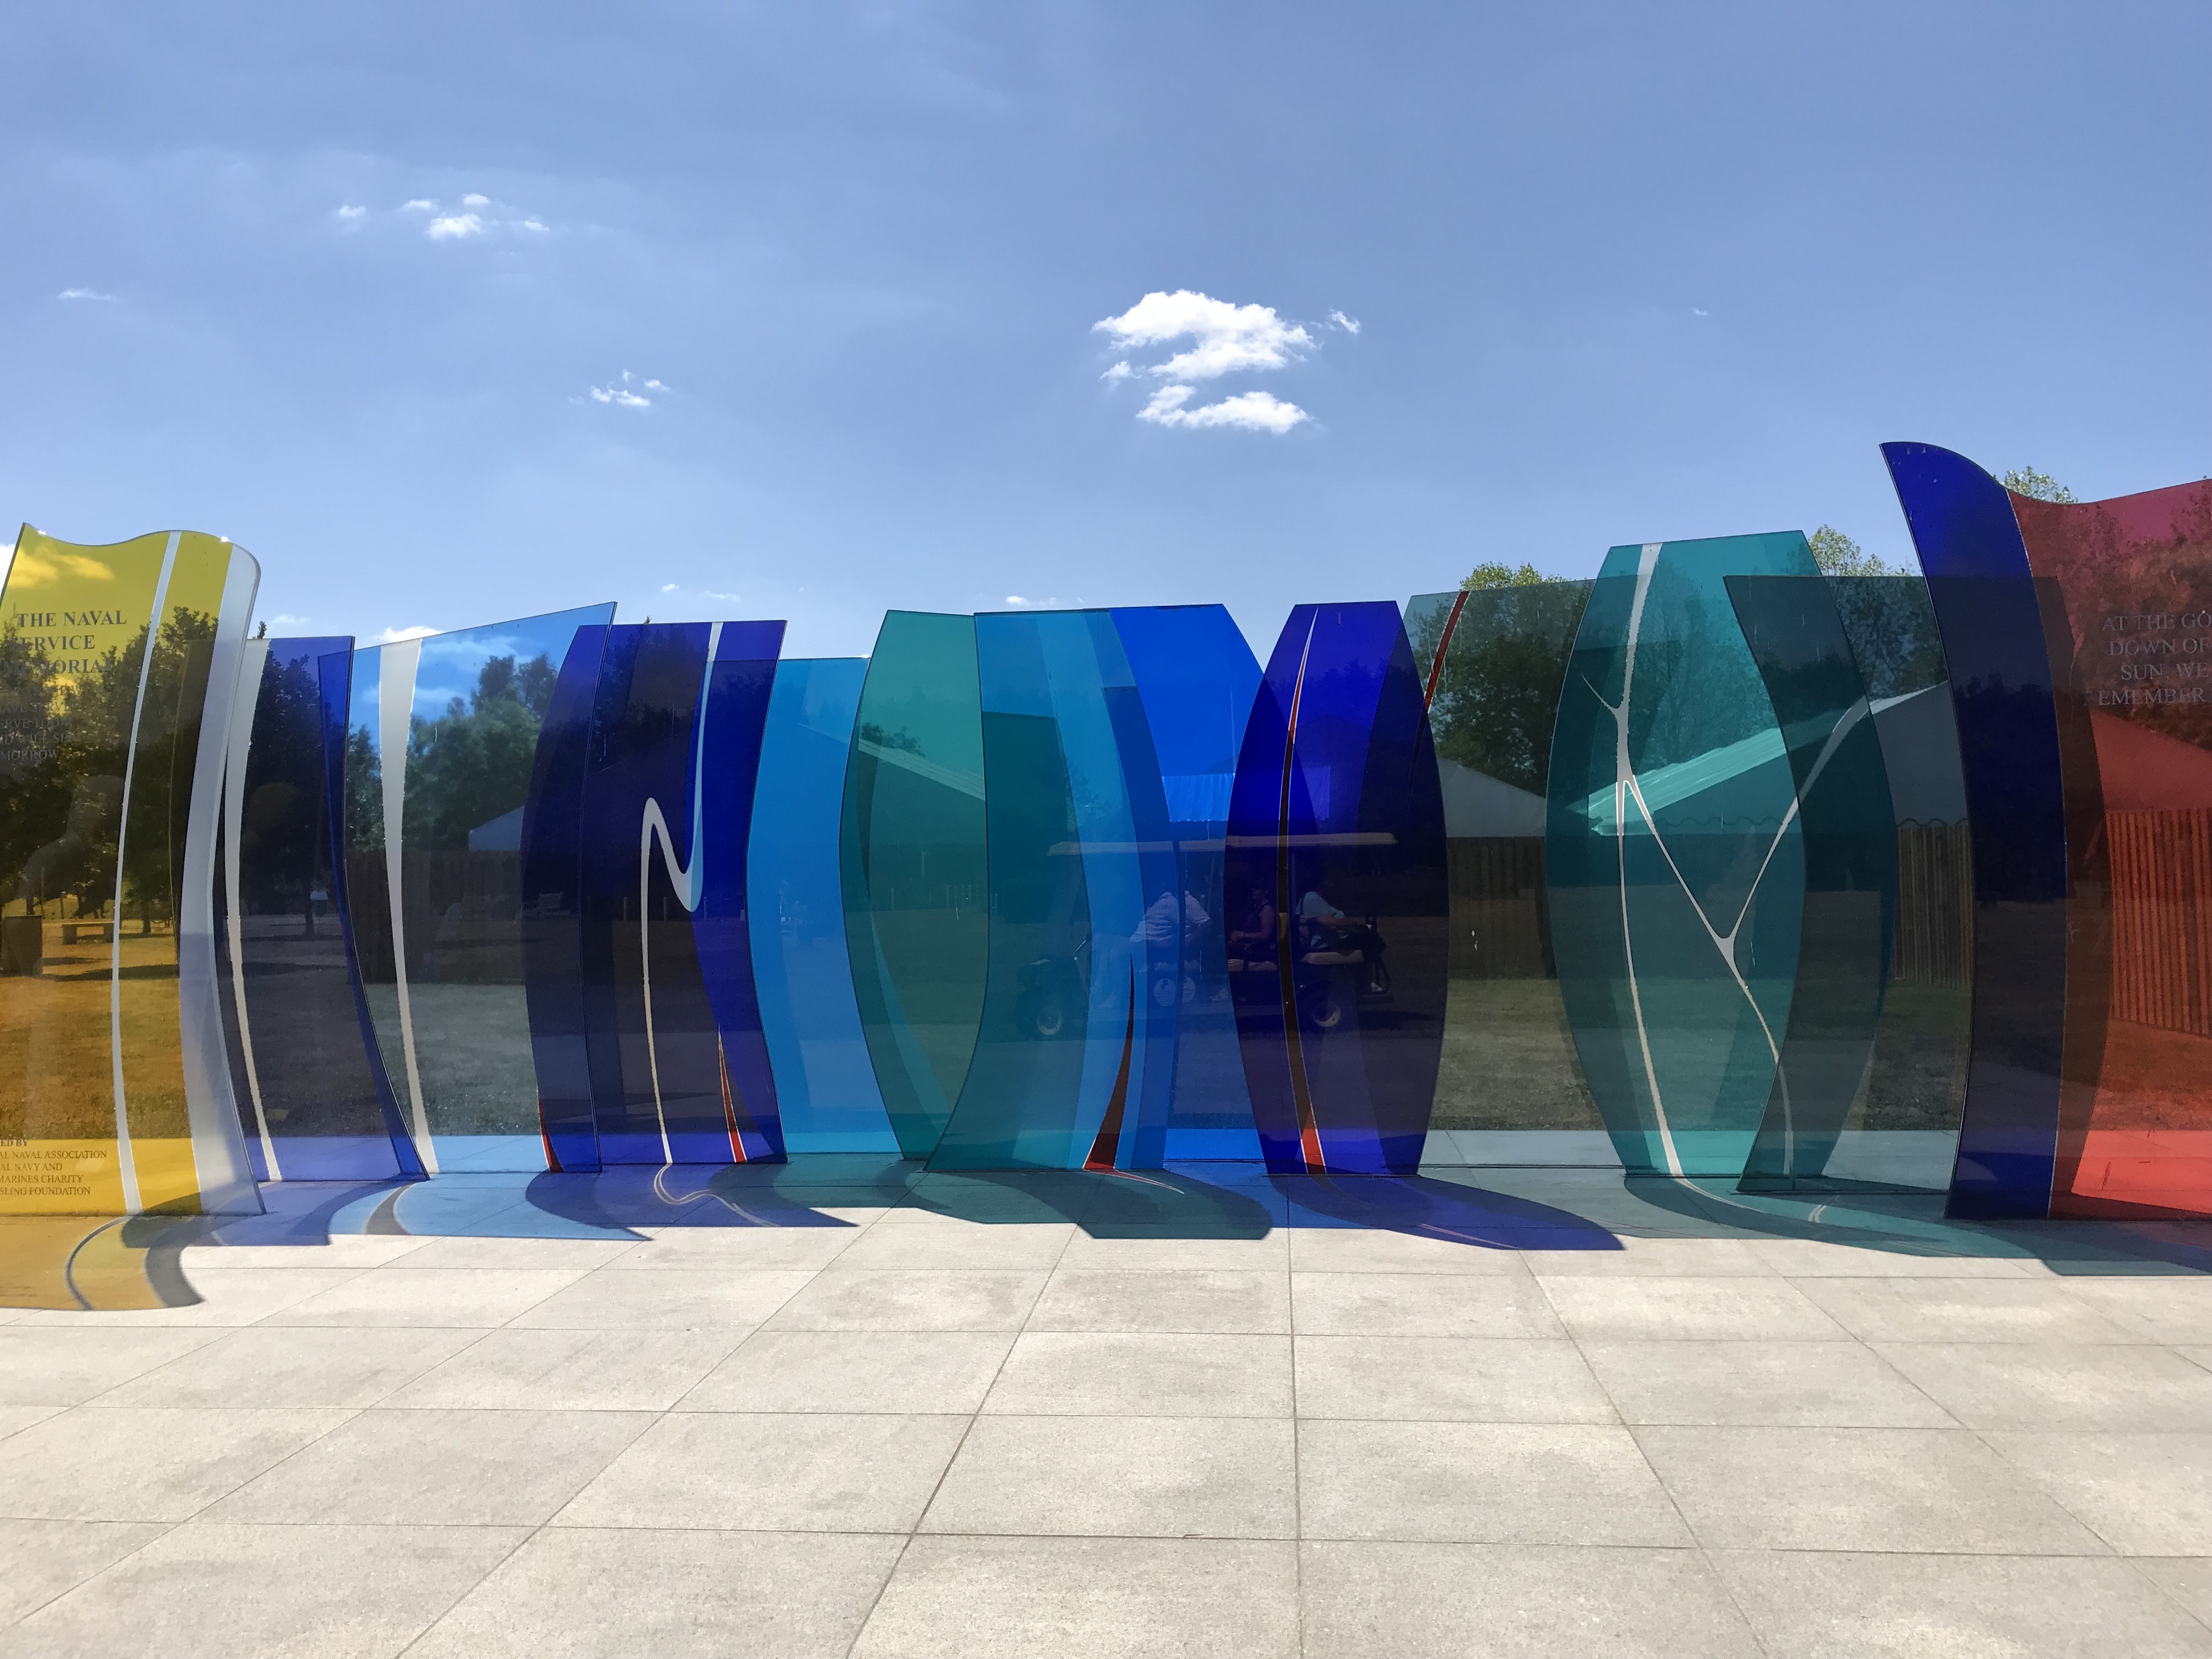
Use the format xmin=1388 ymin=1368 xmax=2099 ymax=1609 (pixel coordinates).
xmin=639 ymin=621 xmax=721 ymax=1164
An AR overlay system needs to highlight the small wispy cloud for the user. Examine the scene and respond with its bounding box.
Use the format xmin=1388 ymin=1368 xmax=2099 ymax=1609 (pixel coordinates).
xmin=334 ymin=205 xmax=367 ymax=224
xmin=1092 ymin=290 xmax=1340 ymax=435
xmin=375 ymin=624 xmax=439 ymax=644
xmin=337 ymin=196 xmax=555 ymax=240
xmin=427 ymin=212 xmax=484 ymax=240
xmin=1692 ymin=307 xmax=1710 ymax=318
xmin=586 ymin=369 xmax=663 ymax=409
xmin=263 ymin=613 xmax=314 ymax=629
xmin=1138 ymin=385 xmax=1310 ymax=433
xmin=1003 ymin=595 xmax=1064 ymax=608
xmin=57 ymin=287 xmax=115 ymax=303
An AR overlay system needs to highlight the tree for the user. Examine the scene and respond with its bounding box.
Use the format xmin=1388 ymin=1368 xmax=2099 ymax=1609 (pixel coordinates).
xmin=2000 ymin=465 xmax=2077 ymax=503
xmin=1460 ymin=561 xmax=1547 ymax=591
xmin=1808 ymin=525 xmax=1899 ymax=577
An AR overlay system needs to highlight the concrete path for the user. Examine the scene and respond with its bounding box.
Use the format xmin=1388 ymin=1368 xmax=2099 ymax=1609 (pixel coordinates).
xmin=3 ymin=1167 xmax=2211 ymax=1657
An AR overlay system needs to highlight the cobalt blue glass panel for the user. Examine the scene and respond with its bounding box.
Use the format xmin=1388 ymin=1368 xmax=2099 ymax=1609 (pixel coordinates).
xmin=580 ymin=622 xmax=783 ymax=1165
xmin=520 ymin=623 xmax=609 ymax=1173
xmin=930 ymin=611 xmax=1173 ymax=1169
xmin=693 ymin=620 xmax=787 ymax=1162
xmin=1547 ymin=536 xmax=1812 ymax=1178
xmin=1226 ymin=603 xmax=1448 ymax=1174
xmin=222 ymin=636 xmax=407 ymax=1180
xmin=1883 ymin=441 xmax=2071 ymax=1218
xmin=1726 ymin=575 xmax=1900 ymax=1189
xmin=748 ymin=659 xmax=899 ymax=1153
xmin=1111 ymin=605 xmax=1263 ymax=1160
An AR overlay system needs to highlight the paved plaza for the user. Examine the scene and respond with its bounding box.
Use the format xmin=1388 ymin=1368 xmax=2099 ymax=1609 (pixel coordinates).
xmin=4 ymin=1163 xmax=2212 ymax=1657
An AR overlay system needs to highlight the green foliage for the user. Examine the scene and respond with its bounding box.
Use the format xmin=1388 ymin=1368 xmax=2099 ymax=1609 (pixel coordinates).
xmin=398 ymin=653 xmax=556 ymax=851
xmin=1807 ymin=525 xmax=1899 ymax=578
xmin=1999 ymin=466 xmax=2078 ymax=504
xmin=1460 ymin=561 xmax=1548 ymax=591
xmin=1827 ymin=577 xmax=1949 ymax=701
xmin=1411 ymin=583 xmax=1591 ymax=794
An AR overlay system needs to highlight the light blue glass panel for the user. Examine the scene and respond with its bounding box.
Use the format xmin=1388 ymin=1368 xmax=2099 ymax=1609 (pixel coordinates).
xmin=748 ymin=658 xmax=898 ymax=1153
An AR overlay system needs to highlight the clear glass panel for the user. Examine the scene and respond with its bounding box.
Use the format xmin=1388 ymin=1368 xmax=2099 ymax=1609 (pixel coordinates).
xmin=840 ymin=612 xmax=988 ymax=1160
xmin=347 ymin=606 xmax=616 ymax=1173
xmin=1110 ymin=605 xmax=1263 ymax=1161
xmin=1226 ymin=602 xmax=1448 ymax=1173
xmin=1407 ymin=582 xmax=1604 ymax=1166
xmin=747 ymin=658 xmax=899 ymax=1153
xmin=1547 ymin=535 xmax=1813 ymax=1177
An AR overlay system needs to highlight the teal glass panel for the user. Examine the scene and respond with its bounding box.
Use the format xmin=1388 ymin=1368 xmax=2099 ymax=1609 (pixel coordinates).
xmin=1407 ymin=582 xmax=1605 ymax=1166
xmin=344 ymin=607 xmax=616 ymax=1175
xmin=1726 ymin=574 xmax=1900 ymax=1188
xmin=1545 ymin=534 xmax=1815 ymax=1176
xmin=1829 ymin=576 xmax=1970 ymax=1190
xmin=748 ymin=658 xmax=898 ymax=1153
xmin=931 ymin=611 xmax=1174 ymax=1170
xmin=840 ymin=613 xmax=988 ymax=1160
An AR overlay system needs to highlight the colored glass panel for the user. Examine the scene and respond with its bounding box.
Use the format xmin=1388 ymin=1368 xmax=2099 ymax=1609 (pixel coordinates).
xmin=1110 ymin=605 xmax=1263 ymax=1160
xmin=1726 ymin=575 xmax=1899 ymax=1188
xmin=1830 ymin=577 xmax=1972 ymax=1192
xmin=0 ymin=527 xmax=262 ymax=1215
xmin=2010 ymin=475 xmax=2212 ymax=1218
xmin=747 ymin=658 xmax=898 ymax=1153
xmin=932 ymin=611 xmax=1175 ymax=1170
xmin=219 ymin=634 xmax=410 ymax=1180
xmin=1226 ymin=602 xmax=1448 ymax=1174
xmin=1883 ymin=443 xmax=2070 ymax=1218
xmin=1407 ymin=582 xmax=1605 ymax=1165
xmin=520 ymin=624 xmax=608 ymax=1174
xmin=1547 ymin=535 xmax=1813 ymax=1177
xmin=579 ymin=622 xmax=784 ymax=1165
xmin=840 ymin=612 xmax=988 ymax=1161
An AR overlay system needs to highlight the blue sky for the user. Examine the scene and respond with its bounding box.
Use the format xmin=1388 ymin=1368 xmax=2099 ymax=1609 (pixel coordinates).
xmin=3 ymin=2 xmax=2205 ymax=657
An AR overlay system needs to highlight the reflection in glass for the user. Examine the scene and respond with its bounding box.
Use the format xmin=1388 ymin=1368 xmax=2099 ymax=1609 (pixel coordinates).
xmin=840 ymin=613 xmax=988 ymax=1161
xmin=345 ymin=606 xmax=617 ymax=1172
xmin=931 ymin=611 xmax=1175 ymax=1170
xmin=1226 ymin=603 xmax=1448 ymax=1173
xmin=0 ymin=527 xmax=261 ymax=1216
xmin=1547 ymin=536 xmax=1812 ymax=1177
xmin=748 ymin=659 xmax=899 ymax=1153
xmin=1407 ymin=583 xmax=1604 ymax=1166
xmin=1110 ymin=606 xmax=1263 ymax=1160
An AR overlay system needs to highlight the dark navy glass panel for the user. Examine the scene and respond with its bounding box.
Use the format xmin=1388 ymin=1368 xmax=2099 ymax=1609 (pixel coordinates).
xmin=582 ymin=623 xmax=781 ymax=1165
xmin=839 ymin=613 xmax=988 ymax=1161
xmin=1111 ymin=605 xmax=1263 ymax=1161
xmin=1883 ymin=442 xmax=2069 ymax=1218
xmin=520 ymin=624 xmax=608 ymax=1173
xmin=747 ymin=659 xmax=898 ymax=1153
xmin=1226 ymin=603 xmax=1447 ymax=1173
xmin=1727 ymin=575 xmax=1899 ymax=1189
xmin=219 ymin=636 xmax=407 ymax=1180
xmin=1406 ymin=582 xmax=1603 ymax=1166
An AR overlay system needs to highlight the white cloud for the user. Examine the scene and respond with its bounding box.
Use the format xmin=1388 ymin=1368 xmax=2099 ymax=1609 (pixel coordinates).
xmin=1137 ymin=385 xmax=1310 ymax=433
xmin=1100 ymin=360 xmax=1132 ymax=383
xmin=1693 ymin=307 xmax=1710 ymax=318
xmin=57 ymin=287 xmax=115 ymax=302
xmin=365 ymin=197 xmax=545 ymax=239
xmin=1003 ymin=595 xmax=1064 ymax=608
xmin=375 ymin=624 xmax=439 ymax=644
xmin=335 ymin=204 xmax=367 ymax=223
xmin=586 ymin=369 xmax=661 ymax=409
xmin=1093 ymin=290 xmax=1313 ymax=381
xmin=403 ymin=199 xmax=436 ymax=213
xmin=1329 ymin=309 xmax=1361 ymax=335
xmin=461 ymin=193 xmax=489 ymax=207
xmin=427 ymin=212 xmax=485 ymax=239
xmin=263 ymin=613 xmax=314 ymax=628
xmin=661 ymin=583 xmax=679 ymax=592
